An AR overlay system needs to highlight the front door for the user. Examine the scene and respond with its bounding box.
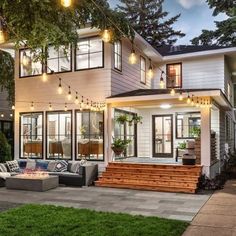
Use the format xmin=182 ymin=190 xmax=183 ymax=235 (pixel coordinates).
xmin=152 ymin=115 xmax=173 ymax=157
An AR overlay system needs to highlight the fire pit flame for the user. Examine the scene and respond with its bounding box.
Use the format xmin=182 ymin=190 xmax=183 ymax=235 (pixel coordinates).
xmin=18 ymin=168 xmax=49 ymax=179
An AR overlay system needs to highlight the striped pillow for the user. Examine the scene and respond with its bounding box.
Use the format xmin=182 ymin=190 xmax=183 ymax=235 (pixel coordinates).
xmin=0 ymin=163 xmax=7 ymax=172
xmin=54 ymin=160 xmax=68 ymax=172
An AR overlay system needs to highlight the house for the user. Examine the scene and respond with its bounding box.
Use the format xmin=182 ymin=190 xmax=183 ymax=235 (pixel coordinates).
xmin=5 ymin=27 xmax=236 ymax=192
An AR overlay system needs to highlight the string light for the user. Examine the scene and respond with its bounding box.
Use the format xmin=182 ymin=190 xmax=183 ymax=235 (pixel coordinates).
xmin=42 ymin=72 xmax=47 ymax=82
xmin=67 ymin=86 xmax=72 ymax=100
xmin=49 ymin=103 xmax=53 ymax=111
xmin=101 ymin=29 xmax=111 ymax=43
xmin=0 ymin=113 xmax=4 ymax=118
xmin=170 ymin=88 xmax=175 ymax=96
xmin=10 ymin=114 xmax=13 ymax=117
xmin=160 ymin=71 xmax=165 ymax=89
xmin=11 ymin=105 xmax=15 ymax=110
xmin=147 ymin=60 xmax=154 ymax=79
xmin=191 ymin=95 xmax=195 ymax=106
xmin=86 ymin=99 xmax=90 ymax=109
xmin=186 ymin=93 xmax=191 ymax=104
xmin=30 ymin=102 xmax=34 ymax=111
xmin=64 ymin=103 xmax=68 ymax=111
xmin=61 ymin=0 xmax=72 ymax=7
xmin=128 ymin=45 xmax=137 ymax=65
xmin=178 ymin=91 xmax=183 ymax=101
xmin=81 ymin=96 xmax=84 ymax=108
xmin=75 ymin=92 xmax=79 ymax=105
xmin=58 ymin=78 xmax=63 ymax=94
xmin=196 ymin=98 xmax=200 ymax=108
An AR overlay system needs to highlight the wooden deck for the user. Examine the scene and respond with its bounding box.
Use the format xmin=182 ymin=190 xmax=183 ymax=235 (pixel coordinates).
xmin=95 ymin=162 xmax=202 ymax=193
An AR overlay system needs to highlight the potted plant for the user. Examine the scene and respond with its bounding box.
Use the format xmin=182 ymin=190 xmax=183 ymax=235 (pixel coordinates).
xmin=189 ymin=126 xmax=201 ymax=138
xmin=129 ymin=115 xmax=143 ymax=126
xmin=115 ymin=114 xmax=129 ymax=125
xmin=111 ymin=138 xmax=131 ymax=156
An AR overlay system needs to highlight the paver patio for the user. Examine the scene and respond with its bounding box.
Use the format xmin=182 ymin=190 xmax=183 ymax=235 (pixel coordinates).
xmin=0 ymin=186 xmax=211 ymax=221
xmin=183 ymin=180 xmax=236 ymax=236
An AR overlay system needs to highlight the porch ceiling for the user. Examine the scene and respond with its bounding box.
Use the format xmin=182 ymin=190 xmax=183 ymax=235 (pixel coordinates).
xmin=106 ymin=89 xmax=231 ymax=109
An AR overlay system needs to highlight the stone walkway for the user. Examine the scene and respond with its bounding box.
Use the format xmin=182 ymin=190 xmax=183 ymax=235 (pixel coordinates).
xmin=183 ymin=180 xmax=236 ymax=236
xmin=0 ymin=186 xmax=210 ymax=221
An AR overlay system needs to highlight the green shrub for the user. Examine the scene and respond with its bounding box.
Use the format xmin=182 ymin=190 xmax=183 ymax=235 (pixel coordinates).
xmin=0 ymin=132 xmax=11 ymax=163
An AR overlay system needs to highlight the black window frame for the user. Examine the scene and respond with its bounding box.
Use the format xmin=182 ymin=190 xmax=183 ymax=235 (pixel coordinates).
xmin=166 ymin=62 xmax=182 ymax=88
xmin=46 ymin=45 xmax=72 ymax=74
xmin=175 ymin=112 xmax=201 ymax=139
xmin=114 ymin=40 xmax=122 ymax=72
xmin=75 ymin=36 xmax=104 ymax=71
xmin=46 ymin=110 xmax=73 ymax=160
xmin=75 ymin=109 xmax=105 ymax=161
xmin=140 ymin=56 xmax=146 ymax=84
xmin=19 ymin=48 xmax=43 ymax=78
xmin=19 ymin=112 xmax=44 ymax=159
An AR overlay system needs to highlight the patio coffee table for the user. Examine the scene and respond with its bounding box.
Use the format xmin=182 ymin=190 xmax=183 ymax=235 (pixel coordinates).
xmin=6 ymin=175 xmax=59 ymax=192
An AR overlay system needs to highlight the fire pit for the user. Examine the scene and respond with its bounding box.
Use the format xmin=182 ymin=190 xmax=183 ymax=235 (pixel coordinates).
xmin=6 ymin=170 xmax=59 ymax=192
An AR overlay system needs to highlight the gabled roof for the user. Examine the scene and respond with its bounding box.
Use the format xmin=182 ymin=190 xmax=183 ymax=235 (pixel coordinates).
xmin=155 ymin=45 xmax=234 ymax=56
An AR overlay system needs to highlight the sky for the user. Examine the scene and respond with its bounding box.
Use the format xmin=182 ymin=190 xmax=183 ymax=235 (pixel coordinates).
xmin=108 ymin=0 xmax=228 ymax=45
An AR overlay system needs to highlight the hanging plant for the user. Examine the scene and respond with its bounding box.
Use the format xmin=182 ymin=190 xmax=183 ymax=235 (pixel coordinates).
xmin=131 ymin=115 xmax=143 ymax=125
xmin=111 ymin=138 xmax=131 ymax=156
xmin=115 ymin=114 xmax=129 ymax=124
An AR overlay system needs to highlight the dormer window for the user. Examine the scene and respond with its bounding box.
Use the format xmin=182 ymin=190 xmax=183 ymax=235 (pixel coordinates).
xmin=114 ymin=41 xmax=122 ymax=71
xmin=166 ymin=63 xmax=182 ymax=88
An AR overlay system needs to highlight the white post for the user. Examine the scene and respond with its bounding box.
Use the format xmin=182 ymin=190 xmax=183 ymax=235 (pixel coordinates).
xmin=201 ymin=106 xmax=211 ymax=177
xmin=105 ymin=104 xmax=113 ymax=166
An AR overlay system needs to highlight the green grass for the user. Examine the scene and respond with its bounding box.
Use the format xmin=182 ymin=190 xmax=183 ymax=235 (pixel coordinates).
xmin=0 ymin=204 xmax=189 ymax=236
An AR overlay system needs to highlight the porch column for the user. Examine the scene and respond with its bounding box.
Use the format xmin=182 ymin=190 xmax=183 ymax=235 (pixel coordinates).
xmin=200 ymin=106 xmax=211 ymax=177
xmin=105 ymin=103 xmax=113 ymax=165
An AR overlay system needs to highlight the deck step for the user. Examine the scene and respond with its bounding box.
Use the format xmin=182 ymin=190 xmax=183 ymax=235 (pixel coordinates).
xmin=95 ymin=162 xmax=202 ymax=193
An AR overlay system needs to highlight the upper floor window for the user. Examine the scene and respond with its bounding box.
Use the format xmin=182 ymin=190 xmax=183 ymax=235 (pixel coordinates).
xmin=47 ymin=45 xmax=71 ymax=73
xmin=20 ymin=48 xmax=43 ymax=77
xmin=166 ymin=63 xmax=182 ymax=88
xmin=114 ymin=41 xmax=122 ymax=71
xmin=140 ymin=56 xmax=146 ymax=84
xmin=75 ymin=37 xmax=104 ymax=70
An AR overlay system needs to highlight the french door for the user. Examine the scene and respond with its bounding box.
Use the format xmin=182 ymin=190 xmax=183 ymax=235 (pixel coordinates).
xmin=152 ymin=115 xmax=173 ymax=157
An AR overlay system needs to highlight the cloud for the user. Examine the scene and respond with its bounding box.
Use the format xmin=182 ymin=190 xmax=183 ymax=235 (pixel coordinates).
xmin=176 ymin=0 xmax=206 ymax=9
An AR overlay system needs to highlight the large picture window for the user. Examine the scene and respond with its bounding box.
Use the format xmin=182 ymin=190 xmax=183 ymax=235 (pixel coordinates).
xmin=76 ymin=110 xmax=104 ymax=161
xmin=166 ymin=63 xmax=182 ymax=88
xmin=75 ymin=37 xmax=104 ymax=70
xmin=140 ymin=56 xmax=146 ymax=84
xmin=176 ymin=112 xmax=201 ymax=139
xmin=46 ymin=111 xmax=72 ymax=160
xmin=20 ymin=113 xmax=43 ymax=159
xmin=114 ymin=41 xmax=122 ymax=71
xmin=19 ymin=48 xmax=43 ymax=77
xmin=47 ymin=45 xmax=72 ymax=73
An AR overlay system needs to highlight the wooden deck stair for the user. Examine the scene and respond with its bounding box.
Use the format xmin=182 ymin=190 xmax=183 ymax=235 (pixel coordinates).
xmin=95 ymin=162 xmax=202 ymax=193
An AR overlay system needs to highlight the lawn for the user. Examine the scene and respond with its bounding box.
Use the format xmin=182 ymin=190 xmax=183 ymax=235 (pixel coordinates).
xmin=0 ymin=204 xmax=188 ymax=236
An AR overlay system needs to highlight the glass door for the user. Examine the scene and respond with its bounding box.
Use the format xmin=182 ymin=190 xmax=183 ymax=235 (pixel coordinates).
xmin=152 ymin=115 xmax=173 ymax=157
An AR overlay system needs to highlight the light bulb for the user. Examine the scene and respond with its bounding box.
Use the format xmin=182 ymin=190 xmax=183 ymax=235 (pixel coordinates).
xmin=170 ymin=88 xmax=175 ymax=96
xmin=22 ymin=51 xmax=29 ymax=66
xmin=75 ymin=93 xmax=79 ymax=105
xmin=187 ymin=94 xmax=191 ymax=104
xmin=178 ymin=92 xmax=183 ymax=101
xmin=0 ymin=30 xmax=5 ymax=44
xmin=128 ymin=49 xmax=137 ymax=65
xmin=49 ymin=103 xmax=53 ymax=111
xmin=10 ymin=114 xmax=13 ymax=117
xmin=102 ymin=29 xmax=111 ymax=43
xmin=81 ymin=97 xmax=84 ymax=108
xmin=61 ymin=0 xmax=72 ymax=7
xmin=58 ymin=79 xmax=63 ymax=94
xmin=30 ymin=102 xmax=34 ymax=111
xmin=147 ymin=67 xmax=154 ymax=79
xmin=42 ymin=72 xmax=47 ymax=82
xmin=64 ymin=103 xmax=68 ymax=111
xmin=11 ymin=105 xmax=15 ymax=110
xmin=67 ymin=86 xmax=72 ymax=100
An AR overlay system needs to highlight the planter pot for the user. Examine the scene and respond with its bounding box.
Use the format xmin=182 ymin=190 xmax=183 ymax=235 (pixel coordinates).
xmin=112 ymin=147 xmax=124 ymax=156
xmin=182 ymin=154 xmax=196 ymax=165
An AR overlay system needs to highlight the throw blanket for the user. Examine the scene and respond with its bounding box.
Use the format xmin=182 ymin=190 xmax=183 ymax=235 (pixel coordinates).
xmin=0 ymin=172 xmax=11 ymax=180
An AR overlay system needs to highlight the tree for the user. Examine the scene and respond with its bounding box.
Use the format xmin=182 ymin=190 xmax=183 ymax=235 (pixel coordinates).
xmin=191 ymin=0 xmax=236 ymax=46
xmin=117 ymin=0 xmax=185 ymax=46
xmin=0 ymin=132 xmax=11 ymax=163
xmin=0 ymin=50 xmax=14 ymax=103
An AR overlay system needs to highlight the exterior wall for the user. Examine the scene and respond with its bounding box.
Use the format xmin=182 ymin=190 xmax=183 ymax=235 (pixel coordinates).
xmin=0 ymin=90 xmax=12 ymax=121
xmin=111 ymin=38 xmax=153 ymax=95
xmin=137 ymin=106 xmax=201 ymax=159
xmin=154 ymin=55 xmax=225 ymax=92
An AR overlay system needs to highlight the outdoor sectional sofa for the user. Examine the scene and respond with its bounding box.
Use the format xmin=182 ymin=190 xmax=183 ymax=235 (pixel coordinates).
xmin=0 ymin=160 xmax=98 ymax=188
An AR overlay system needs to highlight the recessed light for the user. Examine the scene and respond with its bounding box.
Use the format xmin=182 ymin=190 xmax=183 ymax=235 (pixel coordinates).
xmin=160 ymin=104 xmax=172 ymax=109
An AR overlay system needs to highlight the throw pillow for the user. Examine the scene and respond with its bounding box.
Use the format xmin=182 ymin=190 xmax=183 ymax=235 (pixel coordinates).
xmin=26 ymin=160 xmax=36 ymax=170
xmin=6 ymin=160 xmax=20 ymax=172
xmin=36 ymin=160 xmax=49 ymax=170
xmin=0 ymin=163 xmax=7 ymax=172
xmin=54 ymin=160 xmax=68 ymax=172
xmin=69 ymin=162 xmax=81 ymax=173
xmin=47 ymin=161 xmax=57 ymax=172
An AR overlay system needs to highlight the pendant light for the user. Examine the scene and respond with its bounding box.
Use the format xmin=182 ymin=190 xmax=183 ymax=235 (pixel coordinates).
xmin=58 ymin=78 xmax=63 ymax=94
xmin=178 ymin=91 xmax=183 ymax=101
xmin=67 ymin=86 xmax=72 ymax=100
xmin=186 ymin=93 xmax=191 ymax=104
xmin=102 ymin=29 xmax=111 ymax=43
xmin=170 ymin=88 xmax=175 ymax=96
xmin=61 ymin=0 xmax=72 ymax=8
xmin=147 ymin=60 xmax=154 ymax=79
xmin=128 ymin=45 xmax=137 ymax=65
xmin=159 ymin=71 xmax=165 ymax=89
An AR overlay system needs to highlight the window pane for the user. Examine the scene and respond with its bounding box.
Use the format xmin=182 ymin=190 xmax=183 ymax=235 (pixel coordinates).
xmin=167 ymin=63 xmax=182 ymax=88
xmin=76 ymin=111 xmax=104 ymax=160
xmin=77 ymin=39 xmax=89 ymax=54
xmin=114 ymin=41 xmax=122 ymax=71
xmin=90 ymin=52 xmax=103 ymax=68
xmin=20 ymin=113 xmax=43 ymax=159
xmin=76 ymin=54 xmax=89 ymax=70
xmin=20 ymin=49 xmax=42 ymax=77
xmin=176 ymin=113 xmax=201 ymax=138
xmin=140 ymin=57 xmax=146 ymax=83
xmin=90 ymin=38 xmax=103 ymax=53
xmin=47 ymin=112 xmax=72 ymax=159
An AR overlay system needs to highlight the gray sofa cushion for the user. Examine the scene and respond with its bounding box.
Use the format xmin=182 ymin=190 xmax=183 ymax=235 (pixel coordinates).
xmin=68 ymin=161 xmax=81 ymax=173
xmin=26 ymin=160 xmax=36 ymax=170
xmin=47 ymin=161 xmax=57 ymax=172
xmin=0 ymin=163 xmax=7 ymax=172
xmin=49 ymin=171 xmax=81 ymax=177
